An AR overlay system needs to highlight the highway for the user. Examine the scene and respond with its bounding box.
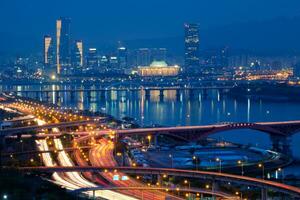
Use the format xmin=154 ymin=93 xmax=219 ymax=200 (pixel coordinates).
xmin=3 ymin=99 xmax=300 ymax=199
xmin=20 ymin=166 xmax=300 ymax=198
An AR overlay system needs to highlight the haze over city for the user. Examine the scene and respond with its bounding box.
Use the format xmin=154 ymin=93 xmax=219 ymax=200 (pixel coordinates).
xmin=1 ymin=1 xmax=300 ymax=200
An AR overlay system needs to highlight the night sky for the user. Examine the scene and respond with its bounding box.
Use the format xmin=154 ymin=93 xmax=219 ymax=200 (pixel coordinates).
xmin=1 ymin=0 xmax=300 ymax=54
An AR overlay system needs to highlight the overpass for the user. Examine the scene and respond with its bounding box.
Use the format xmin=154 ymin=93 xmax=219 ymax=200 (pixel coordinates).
xmin=0 ymin=120 xmax=98 ymax=136
xmin=72 ymin=186 xmax=237 ymax=199
xmin=20 ymin=166 xmax=300 ymax=198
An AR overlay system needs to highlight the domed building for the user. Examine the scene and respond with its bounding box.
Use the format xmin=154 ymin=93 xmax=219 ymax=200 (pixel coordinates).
xmin=137 ymin=61 xmax=180 ymax=76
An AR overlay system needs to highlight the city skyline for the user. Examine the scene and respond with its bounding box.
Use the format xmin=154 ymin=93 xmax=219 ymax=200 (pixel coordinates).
xmin=2 ymin=0 xmax=300 ymax=55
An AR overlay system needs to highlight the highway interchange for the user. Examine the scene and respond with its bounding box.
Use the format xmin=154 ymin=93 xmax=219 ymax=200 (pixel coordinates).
xmin=1 ymin=95 xmax=300 ymax=200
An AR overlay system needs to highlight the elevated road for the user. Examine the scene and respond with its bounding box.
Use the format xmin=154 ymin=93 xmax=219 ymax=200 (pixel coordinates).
xmin=20 ymin=166 xmax=300 ymax=198
xmin=72 ymin=186 xmax=237 ymax=199
xmin=0 ymin=120 xmax=98 ymax=136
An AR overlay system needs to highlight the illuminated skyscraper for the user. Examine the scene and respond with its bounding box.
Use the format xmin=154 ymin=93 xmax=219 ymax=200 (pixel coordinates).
xmin=87 ymin=48 xmax=99 ymax=70
xmin=184 ymin=23 xmax=200 ymax=72
xmin=56 ymin=17 xmax=71 ymax=75
xmin=72 ymin=40 xmax=83 ymax=72
xmin=43 ymin=35 xmax=55 ymax=75
xmin=118 ymin=46 xmax=127 ymax=70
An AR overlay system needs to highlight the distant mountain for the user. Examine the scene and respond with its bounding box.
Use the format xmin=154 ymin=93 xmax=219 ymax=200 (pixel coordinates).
xmin=125 ymin=16 xmax=300 ymax=56
xmin=1 ymin=16 xmax=300 ymax=56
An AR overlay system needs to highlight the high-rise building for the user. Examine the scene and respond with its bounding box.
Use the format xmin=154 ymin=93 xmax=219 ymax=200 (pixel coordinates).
xmin=118 ymin=47 xmax=127 ymax=70
xmin=43 ymin=35 xmax=55 ymax=75
xmin=87 ymin=48 xmax=98 ymax=70
xmin=72 ymin=40 xmax=83 ymax=72
xmin=184 ymin=23 xmax=200 ymax=72
xmin=151 ymin=48 xmax=167 ymax=62
xmin=137 ymin=48 xmax=151 ymax=66
xmin=56 ymin=17 xmax=71 ymax=75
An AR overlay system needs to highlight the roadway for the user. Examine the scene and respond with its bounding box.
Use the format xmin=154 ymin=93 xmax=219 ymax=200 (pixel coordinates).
xmin=19 ymin=166 xmax=300 ymax=198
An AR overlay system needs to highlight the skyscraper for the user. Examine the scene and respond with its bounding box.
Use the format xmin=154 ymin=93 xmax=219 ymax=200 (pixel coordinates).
xmin=87 ymin=48 xmax=99 ymax=71
xmin=184 ymin=23 xmax=200 ymax=72
xmin=137 ymin=48 xmax=151 ymax=66
xmin=151 ymin=48 xmax=167 ymax=62
xmin=43 ymin=35 xmax=55 ymax=75
xmin=118 ymin=46 xmax=127 ymax=70
xmin=56 ymin=17 xmax=71 ymax=75
xmin=72 ymin=40 xmax=83 ymax=73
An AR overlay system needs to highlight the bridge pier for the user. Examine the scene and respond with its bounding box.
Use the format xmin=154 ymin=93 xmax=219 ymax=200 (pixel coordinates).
xmin=145 ymin=89 xmax=150 ymax=99
xmin=261 ymin=188 xmax=268 ymax=200
xmin=270 ymin=135 xmax=291 ymax=156
xmin=176 ymin=89 xmax=181 ymax=101
xmin=189 ymin=89 xmax=195 ymax=99
xmin=159 ymin=90 xmax=164 ymax=101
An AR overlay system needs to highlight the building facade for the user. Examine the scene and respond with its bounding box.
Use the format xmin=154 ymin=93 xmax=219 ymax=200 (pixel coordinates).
xmin=184 ymin=23 xmax=200 ymax=73
xmin=56 ymin=17 xmax=71 ymax=75
xmin=137 ymin=61 xmax=180 ymax=76
xmin=43 ymin=35 xmax=55 ymax=75
xmin=71 ymin=40 xmax=83 ymax=73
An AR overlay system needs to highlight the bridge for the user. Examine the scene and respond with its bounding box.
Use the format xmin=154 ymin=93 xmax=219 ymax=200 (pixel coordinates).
xmin=19 ymin=166 xmax=300 ymax=198
xmin=0 ymin=120 xmax=98 ymax=136
xmin=8 ymin=85 xmax=234 ymax=101
xmin=71 ymin=186 xmax=238 ymax=199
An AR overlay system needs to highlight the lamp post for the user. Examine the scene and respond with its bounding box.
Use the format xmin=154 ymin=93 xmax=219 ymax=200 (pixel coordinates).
xmin=237 ymin=160 xmax=244 ymax=176
xmin=258 ymin=163 xmax=265 ymax=179
xmin=193 ymin=155 xmax=198 ymax=171
xmin=216 ymin=157 xmax=222 ymax=173
xmin=169 ymin=154 xmax=173 ymax=168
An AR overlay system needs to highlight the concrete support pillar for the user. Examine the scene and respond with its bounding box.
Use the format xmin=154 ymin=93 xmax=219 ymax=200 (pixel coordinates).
xmin=261 ymin=188 xmax=268 ymax=200
xmin=145 ymin=89 xmax=150 ymax=99
xmin=176 ymin=89 xmax=181 ymax=101
xmin=189 ymin=89 xmax=195 ymax=98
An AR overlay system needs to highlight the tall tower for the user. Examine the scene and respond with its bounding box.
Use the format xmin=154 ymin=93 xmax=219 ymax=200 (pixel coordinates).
xmin=184 ymin=23 xmax=200 ymax=72
xmin=118 ymin=46 xmax=127 ymax=70
xmin=56 ymin=17 xmax=71 ymax=75
xmin=43 ymin=35 xmax=55 ymax=75
xmin=72 ymin=40 xmax=83 ymax=72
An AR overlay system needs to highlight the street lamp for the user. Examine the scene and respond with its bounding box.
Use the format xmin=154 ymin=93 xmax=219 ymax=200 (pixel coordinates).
xmin=258 ymin=163 xmax=265 ymax=179
xmin=216 ymin=157 xmax=222 ymax=173
xmin=147 ymin=135 xmax=151 ymax=148
xmin=193 ymin=155 xmax=198 ymax=171
xmin=237 ymin=160 xmax=244 ymax=176
xmin=169 ymin=154 xmax=173 ymax=168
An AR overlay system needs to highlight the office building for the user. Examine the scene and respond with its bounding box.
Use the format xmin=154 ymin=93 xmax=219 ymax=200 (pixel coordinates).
xmin=72 ymin=40 xmax=83 ymax=72
xmin=56 ymin=17 xmax=71 ymax=75
xmin=118 ymin=47 xmax=127 ymax=70
xmin=87 ymin=48 xmax=98 ymax=70
xmin=43 ymin=35 xmax=55 ymax=75
xmin=151 ymin=48 xmax=167 ymax=62
xmin=184 ymin=23 xmax=200 ymax=72
xmin=137 ymin=48 xmax=151 ymax=66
